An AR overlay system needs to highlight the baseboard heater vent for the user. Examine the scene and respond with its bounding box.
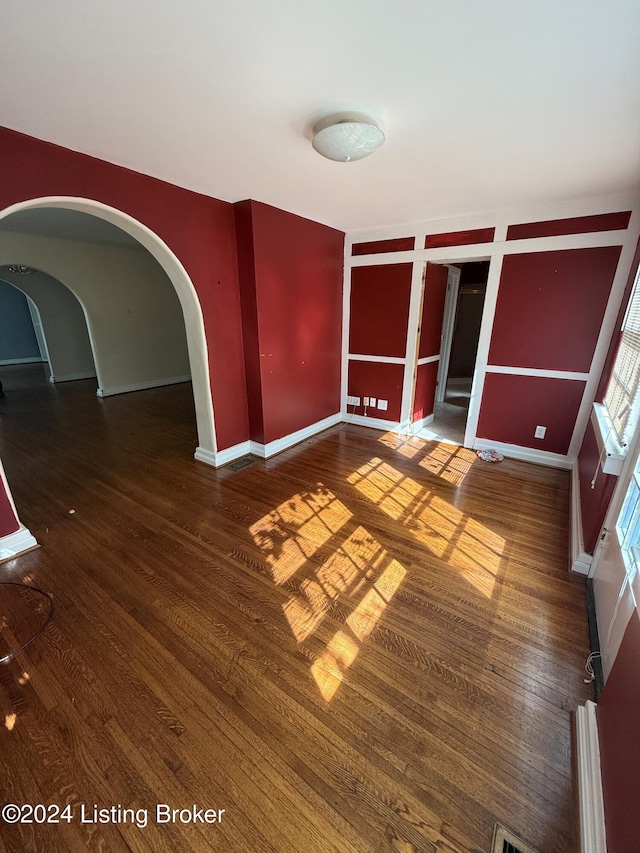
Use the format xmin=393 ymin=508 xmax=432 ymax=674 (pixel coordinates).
xmin=225 ymin=456 xmax=257 ymax=472
xmin=491 ymin=824 xmax=539 ymax=853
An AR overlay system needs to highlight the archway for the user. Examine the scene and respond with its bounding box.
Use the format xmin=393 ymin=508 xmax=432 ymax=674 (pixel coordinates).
xmin=0 ymin=197 xmax=217 ymax=457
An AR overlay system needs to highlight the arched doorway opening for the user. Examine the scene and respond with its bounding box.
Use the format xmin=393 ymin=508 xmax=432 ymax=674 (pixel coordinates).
xmin=0 ymin=198 xmax=216 ymax=457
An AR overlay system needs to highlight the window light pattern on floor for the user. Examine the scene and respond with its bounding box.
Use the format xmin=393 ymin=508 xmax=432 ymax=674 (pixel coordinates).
xmin=249 ymin=450 xmax=506 ymax=701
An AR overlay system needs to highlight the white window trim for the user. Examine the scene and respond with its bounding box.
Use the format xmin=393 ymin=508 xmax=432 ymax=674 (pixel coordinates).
xmin=592 ymin=402 xmax=626 ymax=475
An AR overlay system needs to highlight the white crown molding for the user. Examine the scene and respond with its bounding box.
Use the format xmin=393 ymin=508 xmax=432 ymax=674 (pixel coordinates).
xmin=0 ymin=526 xmax=39 ymax=564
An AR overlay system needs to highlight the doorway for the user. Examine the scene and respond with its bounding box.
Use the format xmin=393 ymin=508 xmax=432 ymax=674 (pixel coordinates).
xmin=415 ymin=260 xmax=489 ymax=445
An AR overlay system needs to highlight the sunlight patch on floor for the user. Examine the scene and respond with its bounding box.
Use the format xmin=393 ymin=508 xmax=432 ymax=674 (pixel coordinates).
xmin=419 ymin=444 xmax=476 ymax=485
xmin=311 ymin=630 xmax=360 ymax=702
xmin=377 ymin=431 xmax=423 ymax=459
xmin=249 ymin=485 xmax=352 ymax=584
xmin=348 ymin=456 xmax=505 ymax=598
xmin=346 ymin=559 xmax=406 ymax=641
xmin=249 ymin=490 xmax=409 ymax=702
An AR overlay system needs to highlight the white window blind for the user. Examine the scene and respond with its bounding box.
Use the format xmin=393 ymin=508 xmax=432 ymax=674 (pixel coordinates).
xmin=604 ymin=265 xmax=640 ymax=446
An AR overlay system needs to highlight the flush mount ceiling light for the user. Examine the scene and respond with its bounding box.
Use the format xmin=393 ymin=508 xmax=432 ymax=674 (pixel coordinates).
xmin=311 ymin=112 xmax=385 ymax=162
xmin=6 ymin=265 xmax=34 ymax=274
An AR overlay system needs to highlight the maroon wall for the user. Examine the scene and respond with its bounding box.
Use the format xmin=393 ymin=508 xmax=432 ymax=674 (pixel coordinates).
xmin=236 ymin=200 xmax=344 ymax=445
xmin=425 ymin=227 xmax=495 ymax=249
xmin=413 ymin=362 xmax=438 ymax=423
xmin=597 ymin=611 xmax=640 ymax=853
xmin=578 ymin=419 xmax=618 ymax=553
xmin=234 ymin=201 xmax=265 ymax=444
xmin=0 ymin=126 xmax=249 ymax=452
xmin=347 ymin=361 xmax=404 ymax=422
xmin=352 ymin=237 xmax=414 ymax=255
xmin=489 ymin=248 xmax=621 ymax=372
xmin=476 ymin=374 xmax=585 ymax=454
xmin=506 ymin=211 xmax=631 ymax=241
xmin=0 ymin=485 xmax=19 ymax=537
xmin=349 ymin=264 xmax=412 ymax=357
xmin=419 ymin=263 xmax=448 ymax=359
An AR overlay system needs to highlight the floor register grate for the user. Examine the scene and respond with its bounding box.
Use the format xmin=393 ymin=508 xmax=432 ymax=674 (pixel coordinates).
xmin=491 ymin=824 xmax=539 ymax=853
xmin=225 ymin=456 xmax=257 ymax=471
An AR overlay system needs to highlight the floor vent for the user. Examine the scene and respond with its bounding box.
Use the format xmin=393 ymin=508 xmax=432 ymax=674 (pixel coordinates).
xmin=491 ymin=824 xmax=538 ymax=853
xmin=225 ymin=456 xmax=257 ymax=472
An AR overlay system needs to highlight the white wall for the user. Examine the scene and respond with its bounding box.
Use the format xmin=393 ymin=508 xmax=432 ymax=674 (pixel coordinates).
xmin=0 ymin=280 xmax=41 ymax=364
xmin=1 ymin=270 xmax=96 ymax=382
xmin=0 ymin=232 xmax=191 ymax=395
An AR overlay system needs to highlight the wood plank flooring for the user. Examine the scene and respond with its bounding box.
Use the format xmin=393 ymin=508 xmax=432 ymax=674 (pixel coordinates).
xmin=0 ymin=364 xmax=592 ymax=852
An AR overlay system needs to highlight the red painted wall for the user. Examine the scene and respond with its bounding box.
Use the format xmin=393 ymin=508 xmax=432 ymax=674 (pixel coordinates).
xmin=0 ymin=486 xmax=20 ymax=537
xmin=413 ymin=361 xmax=438 ymax=422
xmin=577 ymin=419 xmax=618 ymax=553
xmin=489 ymin=248 xmax=621 ymax=372
xmin=236 ymin=201 xmax=344 ymax=445
xmin=419 ymin=263 xmax=448 ymax=359
xmin=506 ymin=211 xmax=631 ymax=241
xmin=352 ymin=237 xmax=414 ymax=255
xmin=234 ymin=201 xmax=265 ymax=443
xmin=424 ymin=227 xmax=495 ymax=249
xmin=349 ymin=264 xmax=412 ymax=358
xmin=597 ymin=610 xmax=640 ymax=853
xmin=347 ymin=361 xmax=404 ymax=422
xmin=476 ymin=374 xmax=585 ymax=454
xmin=0 ymin=126 xmax=249 ymax=452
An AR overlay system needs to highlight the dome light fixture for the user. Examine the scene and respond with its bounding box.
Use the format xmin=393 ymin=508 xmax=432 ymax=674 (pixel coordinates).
xmin=312 ymin=112 xmax=385 ymax=162
xmin=6 ymin=265 xmax=34 ymax=275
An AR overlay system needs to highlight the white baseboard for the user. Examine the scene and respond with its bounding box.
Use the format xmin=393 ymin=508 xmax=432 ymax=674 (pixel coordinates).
xmin=0 ymin=525 xmax=39 ymax=563
xmin=97 ymin=375 xmax=191 ymax=397
xmin=195 ymin=415 xmax=343 ymax=467
xmin=473 ymin=437 xmax=573 ymax=470
xmin=411 ymin=413 xmax=435 ymax=432
xmin=50 ymin=370 xmax=97 ymax=383
xmin=0 ymin=357 xmax=43 ymax=365
xmin=194 ymin=441 xmax=252 ymax=468
xmin=576 ymin=701 xmax=607 ymax=853
xmin=250 ymin=413 xmax=342 ymax=458
xmin=345 ymin=413 xmax=412 ymax=433
xmin=571 ymin=459 xmax=594 ymax=575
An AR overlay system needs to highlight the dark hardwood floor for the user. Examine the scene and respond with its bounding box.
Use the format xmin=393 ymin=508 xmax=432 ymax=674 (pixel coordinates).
xmin=0 ymin=364 xmax=592 ymax=852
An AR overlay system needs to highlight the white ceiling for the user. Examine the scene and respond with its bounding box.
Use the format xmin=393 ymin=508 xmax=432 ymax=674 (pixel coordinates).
xmin=2 ymin=0 xmax=640 ymax=233
xmin=0 ymin=209 xmax=140 ymax=246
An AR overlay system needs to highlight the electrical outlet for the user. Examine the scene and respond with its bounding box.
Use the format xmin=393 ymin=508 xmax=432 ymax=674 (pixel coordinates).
xmin=346 ymin=395 xmax=360 ymax=407
xmin=370 ymin=397 xmax=377 ymax=407
xmin=534 ymin=425 xmax=546 ymax=439
xmin=378 ymin=399 xmax=388 ymax=411
xmin=363 ymin=397 xmax=370 ymax=407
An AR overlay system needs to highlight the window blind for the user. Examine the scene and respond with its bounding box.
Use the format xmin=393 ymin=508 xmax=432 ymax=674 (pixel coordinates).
xmin=604 ymin=265 xmax=640 ymax=446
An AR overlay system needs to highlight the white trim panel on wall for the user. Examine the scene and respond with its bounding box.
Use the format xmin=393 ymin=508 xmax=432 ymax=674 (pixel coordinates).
xmin=486 ymin=365 xmax=590 ymax=381
xmin=348 ymin=354 xmax=405 ymax=364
